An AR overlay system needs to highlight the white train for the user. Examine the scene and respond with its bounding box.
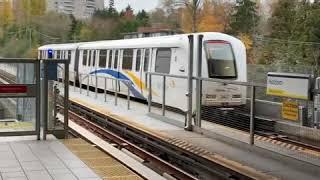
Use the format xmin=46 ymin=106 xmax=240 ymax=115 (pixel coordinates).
xmin=38 ymin=32 xmax=247 ymax=111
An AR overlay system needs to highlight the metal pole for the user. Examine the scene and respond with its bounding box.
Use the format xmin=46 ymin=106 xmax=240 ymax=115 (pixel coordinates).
xmin=127 ymin=83 xmax=130 ymax=110
xmin=95 ymin=74 xmax=98 ymax=99
xmin=64 ymin=62 xmax=69 ymax=139
xmin=73 ymin=72 xmax=76 ymax=92
xmin=148 ymin=74 xmax=152 ymax=112
xmin=162 ymin=76 xmax=166 ymax=116
xmin=104 ymin=77 xmax=107 ymax=102
xmin=115 ymin=79 xmax=118 ymax=106
xmin=196 ymin=35 xmax=203 ymax=127
xmin=185 ymin=35 xmax=194 ymax=131
xmin=87 ymin=75 xmax=89 ymax=96
xmin=35 ymin=61 xmax=41 ymax=140
xmin=79 ymin=74 xmax=82 ymax=94
xmin=250 ymin=86 xmax=256 ymax=145
xmin=43 ymin=61 xmax=48 ymax=140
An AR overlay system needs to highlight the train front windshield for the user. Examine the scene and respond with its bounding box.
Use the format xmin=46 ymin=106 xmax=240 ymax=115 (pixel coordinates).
xmin=205 ymin=41 xmax=237 ymax=79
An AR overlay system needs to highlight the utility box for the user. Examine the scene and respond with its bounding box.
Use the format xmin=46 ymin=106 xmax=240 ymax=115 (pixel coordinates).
xmin=267 ymin=72 xmax=311 ymax=100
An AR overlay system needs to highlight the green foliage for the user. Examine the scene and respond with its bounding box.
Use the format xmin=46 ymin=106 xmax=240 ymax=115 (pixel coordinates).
xmin=229 ymin=0 xmax=259 ymax=35
xmin=258 ymin=0 xmax=320 ymax=68
xmin=136 ymin=10 xmax=149 ymax=26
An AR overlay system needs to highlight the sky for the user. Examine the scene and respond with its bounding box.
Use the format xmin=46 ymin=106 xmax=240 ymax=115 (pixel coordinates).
xmin=106 ymin=0 xmax=160 ymax=12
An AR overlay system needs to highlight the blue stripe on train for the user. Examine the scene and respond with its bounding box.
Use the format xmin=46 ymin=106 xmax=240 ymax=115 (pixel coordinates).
xmin=90 ymin=69 xmax=146 ymax=100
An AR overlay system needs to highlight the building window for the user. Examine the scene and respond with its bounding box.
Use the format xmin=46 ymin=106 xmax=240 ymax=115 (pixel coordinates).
xmin=122 ymin=49 xmax=133 ymax=70
xmin=155 ymin=48 xmax=171 ymax=74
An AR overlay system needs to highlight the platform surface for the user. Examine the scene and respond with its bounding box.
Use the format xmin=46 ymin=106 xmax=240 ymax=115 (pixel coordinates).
xmin=0 ymin=136 xmax=101 ymax=180
xmin=65 ymin=85 xmax=320 ymax=180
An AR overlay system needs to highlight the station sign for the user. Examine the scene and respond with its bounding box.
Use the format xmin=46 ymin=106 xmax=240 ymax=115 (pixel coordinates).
xmin=0 ymin=84 xmax=36 ymax=97
xmin=282 ymin=100 xmax=299 ymax=121
xmin=267 ymin=72 xmax=311 ymax=100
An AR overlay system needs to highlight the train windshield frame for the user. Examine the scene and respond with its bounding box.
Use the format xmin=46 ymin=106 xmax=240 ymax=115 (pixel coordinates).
xmin=204 ymin=40 xmax=237 ymax=79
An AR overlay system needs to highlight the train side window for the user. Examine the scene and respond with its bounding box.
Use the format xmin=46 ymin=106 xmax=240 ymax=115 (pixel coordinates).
xmin=56 ymin=50 xmax=61 ymax=59
xmin=82 ymin=50 xmax=87 ymax=66
xmin=92 ymin=50 xmax=96 ymax=67
xmin=108 ymin=50 xmax=113 ymax=68
xmin=114 ymin=50 xmax=119 ymax=69
xmin=88 ymin=50 xmax=92 ymax=66
xmin=143 ymin=49 xmax=150 ymax=72
xmin=99 ymin=50 xmax=107 ymax=68
xmin=136 ymin=49 xmax=141 ymax=71
xmin=122 ymin=49 xmax=133 ymax=70
xmin=155 ymin=48 xmax=171 ymax=74
xmin=68 ymin=51 xmax=72 ymax=64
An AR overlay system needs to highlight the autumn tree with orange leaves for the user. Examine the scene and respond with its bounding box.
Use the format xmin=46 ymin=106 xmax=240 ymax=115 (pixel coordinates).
xmin=178 ymin=0 xmax=233 ymax=33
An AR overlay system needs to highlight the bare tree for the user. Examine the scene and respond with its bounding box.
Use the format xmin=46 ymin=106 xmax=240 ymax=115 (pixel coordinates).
xmin=175 ymin=0 xmax=202 ymax=32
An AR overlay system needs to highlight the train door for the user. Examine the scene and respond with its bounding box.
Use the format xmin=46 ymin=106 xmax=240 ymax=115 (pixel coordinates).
xmin=142 ymin=48 xmax=151 ymax=97
xmin=112 ymin=49 xmax=120 ymax=91
xmin=135 ymin=49 xmax=143 ymax=94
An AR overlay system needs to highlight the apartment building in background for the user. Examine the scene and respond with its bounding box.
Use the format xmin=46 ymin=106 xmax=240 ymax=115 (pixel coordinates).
xmin=46 ymin=0 xmax=104 ymax=19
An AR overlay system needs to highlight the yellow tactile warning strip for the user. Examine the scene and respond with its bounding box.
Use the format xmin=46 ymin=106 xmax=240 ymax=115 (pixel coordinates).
xmin=0 ymin=122 xmax=33 ymax=129
xmin=62 ymin=138 xmax=143 ymax=180
xmin=255 ymin=135 xmax=320 ymax=157
xmin=70 ymin=97 xmax=277 ymax=180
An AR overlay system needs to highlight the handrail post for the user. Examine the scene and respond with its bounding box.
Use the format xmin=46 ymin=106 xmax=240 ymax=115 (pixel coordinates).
xmin=185 ymin=35 xmax=194 ymax=131
xmin=148 ymin=73 xmax=152 ymax=112
xmin=115 ymin=79 xmax=118 ymax=106
xmin=250 ymin=85 xmax=256 ymax=145
xmin=162 ymin=75 xmax=166 ymax=116
xmin=104 ymin=77 xmax=107 ymax=102
xmin=73 ymin=71 xmax=75 ymax=92
xmin=35 ymin=60 xmax=41 ymax=140
xmin=95 ymin=74 xmax=98 ymax=99
xmin=43 ymin=61 xmax=48 ymax=140
xmin=87 ymin=74 xmax=89 ymax=96
xmin=127 ymin=82 xmax=130 ymax=110
xmin=79 ymin=74 xmax=82 ymax=94
xmin=196 ymin=35 xmax=203 ymax=127
xmin=64 ymin=61 xmax=69 ymax=139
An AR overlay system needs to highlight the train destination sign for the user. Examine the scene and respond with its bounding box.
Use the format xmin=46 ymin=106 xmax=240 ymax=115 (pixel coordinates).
xmin=266 ymin=72 xmax=311 ymax=100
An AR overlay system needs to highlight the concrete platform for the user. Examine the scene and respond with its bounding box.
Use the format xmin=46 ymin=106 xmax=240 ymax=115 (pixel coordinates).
xmin=64 ymin=84 xmax=320 ymax=179
xmin=0 ymin=135 xmax=101 ymax=180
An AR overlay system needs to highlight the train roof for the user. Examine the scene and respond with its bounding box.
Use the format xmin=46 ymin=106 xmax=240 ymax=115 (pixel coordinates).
xmin=38 ymin=32 xmax=243 ymax=51
xmin=38 ymin=43 xmax=80 ymax=50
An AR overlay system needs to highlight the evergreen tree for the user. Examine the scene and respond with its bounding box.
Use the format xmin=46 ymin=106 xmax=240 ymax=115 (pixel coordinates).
xmin=136 ymin=10 xmax=149 ymax=26
xmin=269 ymin=0 xmax=298 ymax=39
xmin=229 ymin=0 xmax=259 ymax=35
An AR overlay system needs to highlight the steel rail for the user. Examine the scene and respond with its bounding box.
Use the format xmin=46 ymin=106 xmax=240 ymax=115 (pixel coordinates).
xmin=58 ymin=105 xmax=197 ymax=180
xmin=59 ymin=99 xmax=259 ymax=180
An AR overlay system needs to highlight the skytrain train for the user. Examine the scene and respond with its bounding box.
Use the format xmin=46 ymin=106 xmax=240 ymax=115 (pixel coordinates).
xmin=38 ymin=32 xmax=247 ymax=111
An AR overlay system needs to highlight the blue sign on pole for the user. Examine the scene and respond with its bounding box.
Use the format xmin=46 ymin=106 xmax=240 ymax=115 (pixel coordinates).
xmin=47 ymin=62 xmax=58 ymax=80
xmin=48 ymin=49 xmax=53 ymax=59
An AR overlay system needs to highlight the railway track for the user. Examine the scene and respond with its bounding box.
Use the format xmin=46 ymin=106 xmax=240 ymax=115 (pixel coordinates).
xmin=0 ymin=69 xmax=319 ymax=160
xmin=0 ymin=70 xmax=16 ymax=84
xmin=58 ymin=98 xmax=264 ymax=180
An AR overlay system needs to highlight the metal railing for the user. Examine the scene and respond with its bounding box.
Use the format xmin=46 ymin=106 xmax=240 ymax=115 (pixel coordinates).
xmin=69 ymin=72 xmax=132 ymax=110
xmin=146 ymin=71 xmax=314 ymax=146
